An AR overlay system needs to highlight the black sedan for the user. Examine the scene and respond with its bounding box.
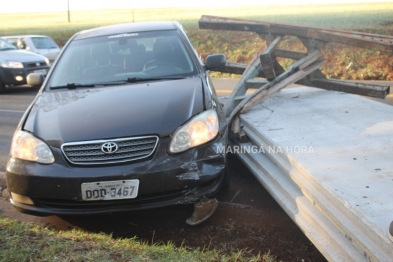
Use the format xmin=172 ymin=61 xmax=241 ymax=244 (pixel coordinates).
xmin=5 ymin=21 xmax=229 ymax=224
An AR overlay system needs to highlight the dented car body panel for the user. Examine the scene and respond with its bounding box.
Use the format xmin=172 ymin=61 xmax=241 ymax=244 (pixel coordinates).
xmin=5 ymin=21 xmax=228 ymax=216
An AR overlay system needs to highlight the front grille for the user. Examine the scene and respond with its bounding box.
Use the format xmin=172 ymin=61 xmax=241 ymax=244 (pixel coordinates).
xmin=25 ymin=61 xmax=47 ymax=68
xmin=61 ymin=136 xmax=159 ymax=165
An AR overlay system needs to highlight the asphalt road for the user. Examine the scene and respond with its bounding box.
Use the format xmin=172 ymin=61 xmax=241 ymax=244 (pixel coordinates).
xmin=0 ymin=86 xmax=39 ymax=171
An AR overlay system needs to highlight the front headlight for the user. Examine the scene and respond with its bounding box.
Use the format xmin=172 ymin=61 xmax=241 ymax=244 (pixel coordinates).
xmin=1 ymin=61 xmax=24 ymax=68
xmin=44 ymin=58 xmax=50 ymax=65
xmin=169 ymin=109 xmax=219 ymax=153
xmin=10 ymin=130 xmax=54 ymax=164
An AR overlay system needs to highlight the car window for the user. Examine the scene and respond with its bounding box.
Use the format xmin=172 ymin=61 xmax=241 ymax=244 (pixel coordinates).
xmin=47 ymin=30 xmax=197 ymax=88
xmin=31 ymin=37 xmax=58 ymax=49
xmin=4 ymin=38 xmax=18 ymax=47
xmin=0 ymin=38 xmax=17 ymax=51
xmin=17 ymin=38 xmax=27 ymax=49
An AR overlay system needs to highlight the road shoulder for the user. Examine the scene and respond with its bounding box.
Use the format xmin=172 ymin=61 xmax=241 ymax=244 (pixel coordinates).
xmin=0 ymin=172 xmax=8 ymax=199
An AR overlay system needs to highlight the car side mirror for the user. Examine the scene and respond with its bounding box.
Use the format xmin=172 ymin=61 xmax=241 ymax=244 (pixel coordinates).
xmin=27 ymin=73 xmax=45 ymax=87
xmin=204 ymin=54 xmax=226 ymax=70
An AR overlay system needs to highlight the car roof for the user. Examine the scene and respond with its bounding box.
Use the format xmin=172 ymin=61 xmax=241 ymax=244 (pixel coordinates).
xmin=73 ymin=21 xmax=181 ymax=40
xmin=1 ymin=35 xmax=51 ymax=38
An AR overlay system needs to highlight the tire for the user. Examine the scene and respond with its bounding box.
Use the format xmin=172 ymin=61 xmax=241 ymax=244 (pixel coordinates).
xmin=0 ymin=79 xmax=5 ymax=94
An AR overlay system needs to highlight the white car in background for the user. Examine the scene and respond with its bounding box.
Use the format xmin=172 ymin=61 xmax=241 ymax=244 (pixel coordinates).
xmin=2 ymin=35 xmax=60 ymax=64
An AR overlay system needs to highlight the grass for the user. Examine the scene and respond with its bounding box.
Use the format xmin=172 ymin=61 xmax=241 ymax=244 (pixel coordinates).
xmin=1 ymin=2 xmax=392 ymax=44
xmin=0 ymin=215 xmax=271 ymax=261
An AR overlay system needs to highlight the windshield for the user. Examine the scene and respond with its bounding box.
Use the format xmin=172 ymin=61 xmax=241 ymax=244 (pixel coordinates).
xmin=0 ymin=38 xmax=17 ymax=51
xmin=47 ymin=30 xmax=197 ymax=89
xmin=31 ymin=37 xmax=59 ymax=49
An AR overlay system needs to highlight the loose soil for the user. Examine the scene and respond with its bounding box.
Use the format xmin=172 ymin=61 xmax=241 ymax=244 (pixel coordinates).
xmin=0 ymin=154 xmax=326 ymax=261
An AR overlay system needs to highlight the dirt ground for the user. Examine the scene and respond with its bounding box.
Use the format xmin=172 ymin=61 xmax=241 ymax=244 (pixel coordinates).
xmin=0 ymin=154 xmax=326 ymax=261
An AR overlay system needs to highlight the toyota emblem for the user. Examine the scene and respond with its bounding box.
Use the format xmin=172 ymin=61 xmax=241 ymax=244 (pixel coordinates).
xmin=36 ymin=62 xmax=40 ymax=66
xmin=101 ymin=142 xmax=119 ymax=154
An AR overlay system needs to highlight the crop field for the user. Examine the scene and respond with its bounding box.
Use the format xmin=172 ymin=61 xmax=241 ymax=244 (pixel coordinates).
xmin=1 ymin=2 xmax=393 ymax=80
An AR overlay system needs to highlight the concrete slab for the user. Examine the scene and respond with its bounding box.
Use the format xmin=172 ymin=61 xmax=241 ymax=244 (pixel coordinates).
xmin=235 ymin=87 xmax=393 ymax=261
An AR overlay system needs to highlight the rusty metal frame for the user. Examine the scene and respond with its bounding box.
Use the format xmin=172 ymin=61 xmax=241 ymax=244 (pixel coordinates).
xmin=199 ymin=15 xmax=393 ymax=52
xmin=198 ymin=15 xmax=392 ymax=119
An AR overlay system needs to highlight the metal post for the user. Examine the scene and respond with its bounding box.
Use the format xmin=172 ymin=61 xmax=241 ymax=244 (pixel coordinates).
xmin=67 ymin=0 xmax=70 ymax=23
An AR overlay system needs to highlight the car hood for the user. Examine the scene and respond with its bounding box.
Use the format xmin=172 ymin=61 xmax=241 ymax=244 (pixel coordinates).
xmin=23 ymin=77 xmax=206 ymax=145
xmin=0 ymin=50 xmax=47 ymax=63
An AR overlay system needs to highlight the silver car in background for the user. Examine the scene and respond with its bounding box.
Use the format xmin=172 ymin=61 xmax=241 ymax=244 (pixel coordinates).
xmin=2 ymin=35 xmax=60 ymax=64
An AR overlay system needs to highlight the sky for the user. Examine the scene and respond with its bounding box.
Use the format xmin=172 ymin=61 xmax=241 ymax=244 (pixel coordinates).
xmin=1 ymin=0 xmax=391 ymax=13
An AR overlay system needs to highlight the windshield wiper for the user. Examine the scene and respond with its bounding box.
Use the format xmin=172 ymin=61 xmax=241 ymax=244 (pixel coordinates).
xmin=50 ymin=77 xmax=185 ymax=90
xmin=50 ymin=83 xmax=95 ymax=90
xmin=126 ymin=76 xmax=185 ymax=83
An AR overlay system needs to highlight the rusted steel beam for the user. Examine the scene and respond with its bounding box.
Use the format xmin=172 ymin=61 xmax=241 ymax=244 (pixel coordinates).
xmin=260 ymin=55 xmax=277 ymax=80
xmin=260 ymin=36 xmax=282 ymax=80
xmin=309 ymin=30 xmax=392 ymax=52
xmin=306 ymin=78 xmax=390 ymax=99
xmin=262 ymin=36 xmax=282 ymax=55
xmin=211 ymin=61 xmax=265 ymax=77
xmin=273 ymin=60 xmax=285 ymax=76
xmin=226 ymin=50 xmax=324 ymax=117
xmin=288 ymin=50 xmax=322 ymax=71
xmin=262 ymin=34 xmax=278 ymax=45
xmin=274 ymin=49 xmax=308 ymax=60
xmin=245 ymin=79 xmax=269 ymax=89
xmin=230 ymin=58 xmax=325 ymax=137
xmin=298 ymin=38 xmax=327 ymax=52
xmin=199 ymin=15 xmax=393 ymax=53
xmin=224 ymin=54 xmax=263 ymax=116
xmin=240 ymin=60 xmax=325 ymax=115
xmin=234 ymin=94 xmax=251 ymax=101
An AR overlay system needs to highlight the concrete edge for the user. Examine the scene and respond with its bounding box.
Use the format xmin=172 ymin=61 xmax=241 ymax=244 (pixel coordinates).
xmin=242 ymin=123 xmax=392 ymax=261
xmin=230 ymin=139 xmax=366 ymax=262
xmin=240 ymin=95 xmax=393 ymax=259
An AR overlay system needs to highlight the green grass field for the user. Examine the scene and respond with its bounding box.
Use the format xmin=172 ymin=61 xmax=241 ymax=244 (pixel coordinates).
xmin=1 ymin=2 xmax=392 ymax=43
xmin=1 ymin=2 xmax=392 ymax=79
xmin=0 ymin=216 xmax=266 ymax=261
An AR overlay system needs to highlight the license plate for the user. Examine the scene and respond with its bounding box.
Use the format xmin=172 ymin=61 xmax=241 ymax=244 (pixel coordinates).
xmin=81 ymin=180 xmax=139 ymax=201
xmin=34 ymin=69 xmax=47 ymax=74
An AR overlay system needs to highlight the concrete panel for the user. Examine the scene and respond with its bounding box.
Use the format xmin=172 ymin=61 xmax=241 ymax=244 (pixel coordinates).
xmin=235 ymin=87 xmax=393 ymax=261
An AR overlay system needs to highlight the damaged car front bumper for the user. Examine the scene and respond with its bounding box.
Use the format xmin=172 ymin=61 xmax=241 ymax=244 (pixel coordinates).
xmin=6 ymin=136 xmax=226 ymax=216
